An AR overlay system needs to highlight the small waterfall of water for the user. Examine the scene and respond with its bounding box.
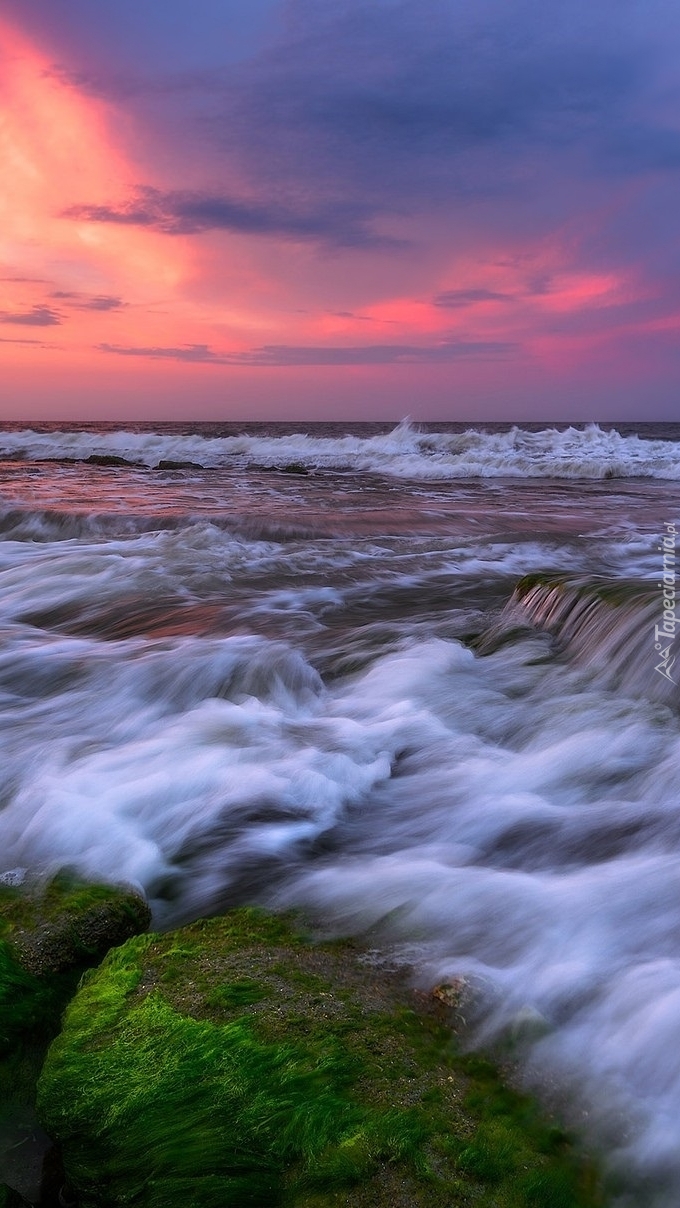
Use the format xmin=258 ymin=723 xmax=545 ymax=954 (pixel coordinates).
xmin=480 ymin=574 xmax=677 ymax=708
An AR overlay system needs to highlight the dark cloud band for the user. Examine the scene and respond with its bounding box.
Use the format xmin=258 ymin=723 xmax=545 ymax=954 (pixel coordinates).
xmin=98 ymin=339 xmax=515 ymax=365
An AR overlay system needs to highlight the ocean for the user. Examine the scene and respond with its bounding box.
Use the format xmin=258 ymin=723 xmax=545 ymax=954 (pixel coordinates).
xmin=1 ymin=418 xmax=680 ymax=1204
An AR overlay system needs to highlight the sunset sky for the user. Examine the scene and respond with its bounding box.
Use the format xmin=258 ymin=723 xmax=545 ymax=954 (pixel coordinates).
xmin=1 ymin=0 xmax=679 ymax=420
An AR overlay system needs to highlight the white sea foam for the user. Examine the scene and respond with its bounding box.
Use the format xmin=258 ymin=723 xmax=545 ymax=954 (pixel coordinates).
xmin=1 ymin=420 xmax=679 ymax=479
xmin=1 ymin=627 xmax=680 ymax=1197
xmin=0 ymin=524 xmax=614 ymax=635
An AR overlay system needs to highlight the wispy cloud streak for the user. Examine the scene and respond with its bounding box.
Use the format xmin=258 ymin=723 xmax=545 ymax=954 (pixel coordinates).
xmin=65 ymin=188 xmax=385 ymax=248
xmin=98 ymin=338 xmax=516 ymax=365
xmin=0 ymin=306 xmax=61 ymax=326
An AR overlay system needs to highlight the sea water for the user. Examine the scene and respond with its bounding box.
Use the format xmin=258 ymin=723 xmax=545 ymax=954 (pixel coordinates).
xmin=1 ymin=418 xmax=679 ymax=1203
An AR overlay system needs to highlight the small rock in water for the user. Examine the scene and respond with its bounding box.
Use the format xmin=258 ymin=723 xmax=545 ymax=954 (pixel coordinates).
xmin=156 ymin=459 xmax=202 ymax=470
xmin=279 ymin=462 xmax=309 ymax=475
xmin=84 ymin=454 xmax=135 ymax=467
xmin=431 ymin=977 xmax=467 ymax=1009
xmin=509 ymin=1004 xmax=551 ymax=1043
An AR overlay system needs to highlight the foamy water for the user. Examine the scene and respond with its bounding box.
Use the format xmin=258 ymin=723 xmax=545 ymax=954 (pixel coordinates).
xmin=1 ymin=418 xmax=679 ymax=478
xmin=1 ymin=420 xmax=680 ymax=1203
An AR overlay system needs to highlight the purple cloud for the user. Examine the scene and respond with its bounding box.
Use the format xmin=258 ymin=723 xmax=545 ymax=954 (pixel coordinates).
xmin=434 ymin=289 xmax=512 ymax=308
xmin=65 ymin=187 xmax=386 ymax=248
xmin=0 ymin=306 xmax=62 ymax=327
xmin=98 ymin=338 xmax=515 ymax=365
xmin=98 ymin=342 xmax=224 ymax=363
xmin=51 ymin=292 xmax=125 ymax=311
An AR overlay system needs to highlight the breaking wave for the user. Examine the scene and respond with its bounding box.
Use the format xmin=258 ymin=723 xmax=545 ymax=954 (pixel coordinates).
xmin=1 ymin=420 xmax=679 ymax=479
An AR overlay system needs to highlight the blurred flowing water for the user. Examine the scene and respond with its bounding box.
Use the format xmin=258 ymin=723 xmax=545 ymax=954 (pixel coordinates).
xmin=1 ymin=419 xmax=680 ymax=1203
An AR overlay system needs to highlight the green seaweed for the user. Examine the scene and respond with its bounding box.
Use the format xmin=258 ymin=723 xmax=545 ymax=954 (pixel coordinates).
xmin=0 ymin=874 xmax=150 ymax=975
xmin=0 ymin=941 xmax=57 ymax=1053
xmin=38 ymin=908 xmax=605 ymax=1208
xmin=0 ymin=874 xmax=151 ymax=1182
xmin=0 ymin=876 xmax=151 ymax=1054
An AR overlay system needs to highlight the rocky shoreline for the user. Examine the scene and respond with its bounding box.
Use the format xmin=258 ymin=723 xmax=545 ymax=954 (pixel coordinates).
xmin=2 ymin=880 xmax=604 ymax=1207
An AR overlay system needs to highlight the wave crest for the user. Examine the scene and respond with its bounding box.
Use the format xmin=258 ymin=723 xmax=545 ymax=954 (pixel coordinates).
xmin=1 ymin=421 xmax=678 ymax=479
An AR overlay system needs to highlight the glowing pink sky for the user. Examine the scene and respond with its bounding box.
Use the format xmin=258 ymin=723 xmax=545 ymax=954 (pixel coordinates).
xmin=1 ymin=1 xmax=680 ymax=420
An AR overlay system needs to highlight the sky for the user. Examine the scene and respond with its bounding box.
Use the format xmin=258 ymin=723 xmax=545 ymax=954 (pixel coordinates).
xmin=1 ymin=0 xmax=679 ymax=421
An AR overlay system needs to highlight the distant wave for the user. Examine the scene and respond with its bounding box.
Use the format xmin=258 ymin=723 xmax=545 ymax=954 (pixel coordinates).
xmin=1 ymin=420 xmax=679 ymax=479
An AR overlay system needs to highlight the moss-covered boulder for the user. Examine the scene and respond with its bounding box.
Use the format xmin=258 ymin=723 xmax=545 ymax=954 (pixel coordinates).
xmin=0 ymin=876 xmax=151 ymax=1202
xmin=0 ymin=876 xmax=151 ymax=1053
xmin=38 ymin=909 xmax=603 ymax=1208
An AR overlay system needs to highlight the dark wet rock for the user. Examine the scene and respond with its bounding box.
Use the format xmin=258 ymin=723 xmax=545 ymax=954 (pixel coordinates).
xmin=37 ymin=1144 xmax=76 ymax=1208
xmin=279 ymin=462 xmax=309 ymax=475
xmin=254 ymin=462 xmax=310 ymax=475
xmin=84 ymin=455 xmax=137 ymax=468
xmin=0 ymin=1183 xmax=31 ymax=1207
xmin=156 ymin=460 xmax=203 ymax=470
xmin=37 ymin=908 xmax=602 ymax=1208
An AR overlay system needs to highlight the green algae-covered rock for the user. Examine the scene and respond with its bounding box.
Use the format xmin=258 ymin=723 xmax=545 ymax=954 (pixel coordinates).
xmin=0 ymin=876 xmax=152 ymax=979
xmin=0 ymin=877 xmax=151 ymax=1203
xmin=37 ymin=909 xmax=603 ymax=1208
xmin=0 ymin=876 xmax=151 ymax=1052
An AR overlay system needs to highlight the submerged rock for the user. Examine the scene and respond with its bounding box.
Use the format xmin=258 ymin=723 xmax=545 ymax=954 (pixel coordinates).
xmin=156 ymin=460 xmax=203 ymax=470
xmin=38 ymin=909 xmax=602 ymax=1208
xmin=84 ymin=455 xmax=138 ymax=468
xmin=279 ymin=462 xmax=309 ymax=475
xmin=476 ymin=572 xmax=679 ymax=707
